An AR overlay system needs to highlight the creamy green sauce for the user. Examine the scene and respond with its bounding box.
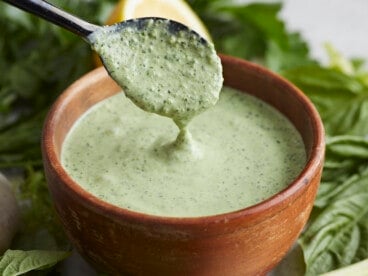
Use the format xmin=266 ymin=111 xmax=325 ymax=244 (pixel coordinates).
xmin=62 ymin=87 xmax=306 ymax=217
xmin=65 ymin=18 xmax=306 ymax=217
xmin=88 ymin=18 xmax=223 ymax=129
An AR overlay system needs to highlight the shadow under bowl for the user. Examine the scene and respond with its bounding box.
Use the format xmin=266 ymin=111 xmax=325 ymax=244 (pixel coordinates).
xmin=42 ymin=54 xmax=325 ymax=275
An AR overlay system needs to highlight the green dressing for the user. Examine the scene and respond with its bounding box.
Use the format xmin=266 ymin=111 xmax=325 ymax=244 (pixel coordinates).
xmin=62 ymin=87 xmax=306 ymax=217
xmin=63 ymin=18 xmax=306 ymax=217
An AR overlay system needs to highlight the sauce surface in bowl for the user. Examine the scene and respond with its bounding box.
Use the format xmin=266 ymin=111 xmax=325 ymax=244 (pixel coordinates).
xmin=61 ymin=86 xmax=306 ymax=217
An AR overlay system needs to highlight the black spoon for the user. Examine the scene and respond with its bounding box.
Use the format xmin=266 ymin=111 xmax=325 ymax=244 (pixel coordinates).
xmin=1 ymin=0 xmax=207 ymax=43
xmin=2 ymin=0 xmax=219 ymax=122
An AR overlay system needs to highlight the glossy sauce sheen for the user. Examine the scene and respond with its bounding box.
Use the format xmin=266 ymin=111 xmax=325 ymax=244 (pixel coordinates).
xmin=61 ymin=87 xmax=306 ymax=217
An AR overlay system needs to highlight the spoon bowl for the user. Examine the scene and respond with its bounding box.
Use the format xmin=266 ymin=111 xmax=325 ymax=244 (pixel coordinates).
xmin=88 ymin=16 xmax=222 ymax=124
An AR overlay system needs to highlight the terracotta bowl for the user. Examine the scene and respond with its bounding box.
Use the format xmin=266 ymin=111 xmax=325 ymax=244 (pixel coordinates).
xmin=42 ymin=55 xmax=325 ymax=275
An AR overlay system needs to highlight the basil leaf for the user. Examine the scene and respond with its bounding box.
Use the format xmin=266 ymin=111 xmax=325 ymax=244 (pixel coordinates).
xmin=189 ymin=1 xmax=314 ymax=71
xmin=0 ymin=250 xmax=70 ymax=276
xmin=283 ymin=65 xmax=368 ymax=136
xmin=300 ymin=168 xmax=368 ymax=275
xmin=327 ymin=136 xmax=368 ymax=159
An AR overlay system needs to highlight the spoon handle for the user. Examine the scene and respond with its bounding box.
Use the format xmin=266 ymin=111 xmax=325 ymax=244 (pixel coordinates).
xmin=2 ymin=0 xmax=100 ymax=37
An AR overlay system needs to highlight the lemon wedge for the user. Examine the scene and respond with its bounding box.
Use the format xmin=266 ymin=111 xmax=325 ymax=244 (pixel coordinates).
xmin=106 ymin=0 xmax=211 ymax=40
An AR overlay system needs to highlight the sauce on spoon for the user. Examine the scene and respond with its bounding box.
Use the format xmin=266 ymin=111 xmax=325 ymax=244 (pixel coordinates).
xmin=88 ymin=18 xmax=223 ymax=152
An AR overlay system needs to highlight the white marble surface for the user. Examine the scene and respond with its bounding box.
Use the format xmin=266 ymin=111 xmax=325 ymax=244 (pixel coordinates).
xmin=238 ymin=0 xmax=368 ymax=64
xmin=281 ymin=0 xmax=368 ymax=63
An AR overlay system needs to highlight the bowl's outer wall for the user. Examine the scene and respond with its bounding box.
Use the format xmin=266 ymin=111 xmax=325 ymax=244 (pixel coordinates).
xmin=42 ymin=55 xmax=324 ymax=275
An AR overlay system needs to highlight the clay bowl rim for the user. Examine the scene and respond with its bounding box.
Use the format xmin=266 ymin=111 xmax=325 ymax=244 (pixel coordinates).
xmin=42 ymin=54 xmax=325 ymax=226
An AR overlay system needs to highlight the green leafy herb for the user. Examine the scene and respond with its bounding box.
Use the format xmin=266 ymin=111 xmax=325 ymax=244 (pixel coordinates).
xmin=0 ymin=250 xmax=70 ymax=276
xmin=11 ymin=166 xmax=69 ymax=251
xmin=283 ymin=45 xmax=368 ymax=274
xmin=300 ymin=166 xmax=368 ymax=275
xmin=0 ymin=0 xmax=115 ymax=274
xmin=2 ymin=0 xmax=368 ymax=275
xmin=282 ymin=66 xmax=368 ymax=137
xmin=188 ymin=0 xmax=315 ymax=71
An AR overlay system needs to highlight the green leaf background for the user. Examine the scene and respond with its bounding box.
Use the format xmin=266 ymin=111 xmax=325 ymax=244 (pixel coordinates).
xmin=0 ymin=250 xmax=69 ymax=276
xmin=2 ymin=0 xmax=368 ymax=275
